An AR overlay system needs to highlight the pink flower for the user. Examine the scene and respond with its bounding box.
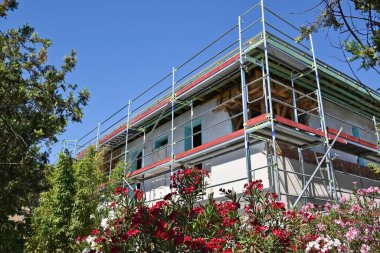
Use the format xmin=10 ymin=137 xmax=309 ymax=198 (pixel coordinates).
xmin=339 ymin=196 xmax=348 ymax=203
xmin=301 ymin=202 xmax=315 ymax=212
xmin=360 ymin=244 xmax=370 ymax=253
xmin=349 ymin=204 xmax=362 ymax=214
xmin=345 ymin=227 xmax=359 ymax=241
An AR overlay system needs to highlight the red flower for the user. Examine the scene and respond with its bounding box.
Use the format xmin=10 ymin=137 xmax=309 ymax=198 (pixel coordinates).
xmin=272 ymin=228 xmax=290 ymax=240
xmin=126 ymin=229 xmax=139 ymax=238
xmin=133 ymin=189 xmax=144 ymax=200
xmin=205 ymin=237 xmax=226 ymax=251
xmin=154 ymin=229 xmax=170 ymax=241
xmin=271 ymin=201 xmax=285 ymax=210
xmin=244 ymin=180 xmax=264 ymax=194
xmin=91 ymin=229 xmax=100 ymax=235
xmin=114 ymin=186 xmax=127 ymax=195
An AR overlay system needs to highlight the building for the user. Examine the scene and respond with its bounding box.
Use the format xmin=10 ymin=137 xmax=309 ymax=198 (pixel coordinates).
xmin=72 ymin=1 xmax=380 ymax=207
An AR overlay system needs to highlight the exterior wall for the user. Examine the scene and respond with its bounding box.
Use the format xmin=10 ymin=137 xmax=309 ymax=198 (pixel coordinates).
xmin=109 ymin=95 xmax=379 ymax=205
xmin=140 ymin=142 xmax=380 ymax=206
xmin=141 ymin=142 xmax=269 ymax=202
xmin=308 ymin=99 xmax=377 ymax=166
xmin=118 ymin=98 xmax=232 ymax=173
xmin=278 ymin=156 xmax=380 ymax=207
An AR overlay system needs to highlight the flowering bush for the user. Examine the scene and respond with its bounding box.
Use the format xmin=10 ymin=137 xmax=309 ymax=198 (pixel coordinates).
xmin=79 ymin=167 xmax=380 ymax=252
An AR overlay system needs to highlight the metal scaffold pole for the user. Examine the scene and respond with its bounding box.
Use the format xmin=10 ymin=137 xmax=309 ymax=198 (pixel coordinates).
xmin=309 ymin=34 xmax=337 ymax=200
xmin=96 ymin=123 xmax=101 ymax=150
xmin=142 ymin=128 xmax=146 ymax=167
xmin=123 ymin=99 xmax=132 ymax=188
xmin=73 ymin=140 xmax=77 ymax=157
xmin=261 ymin=62 xmax=268 ymax=113
xmin=190 ymin=100 xmax=194 ymax=149
xmin=291 ymin=74 xmax=307 ymax=202
xmin=238 ymin=15 xmax=253 ymax=182
xmin=108 ymin=149 xmax=113 ymax=180
xmin=293 ymin=128 xmax=343 ymax=207
xmin=260 ymin=0 xmax=279 ymax=196
xmin=373 ymin=116 xmax=380 ymax=153
xmin=171 ymin=67 xmax=176 ymax=177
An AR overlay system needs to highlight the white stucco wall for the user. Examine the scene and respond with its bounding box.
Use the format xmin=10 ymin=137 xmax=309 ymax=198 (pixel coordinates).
xmin=111 ymin=96 xmax=379 ymax=205
xmin=308 ymin=99 xmax=377 ymax=166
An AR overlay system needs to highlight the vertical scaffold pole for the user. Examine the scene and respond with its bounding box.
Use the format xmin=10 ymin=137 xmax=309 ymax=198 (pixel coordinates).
xmin=73 ymin=140 xmax=77 ymax=157
xmin=190 ymin=100 xmax=194 ymax=149
xmin=238 ymin=15 xmax=253 ymax=182
xmin=262 ymin=63 xmax=268 ymax=113
xmin=291 ymin=76 xmax=307 ymax=202
xmin=96 ymin=123 xmax=101 ymax=150
xmin=373 ymin=116 xmax=380 ymax=153
xmin=123 ymin=99 xmax=132 ymax=188
xmin=309 ymin=34 xmax=337 ymax=200
xmin=108 ymin=149 xmax=113 ymax=180
xmin=142 ymin=128 xmax=146 ymax=167
xmin=171 ymin=67 xmax=176 ymax=177
xmin=260 ymin=0 xmax=279 ymax=196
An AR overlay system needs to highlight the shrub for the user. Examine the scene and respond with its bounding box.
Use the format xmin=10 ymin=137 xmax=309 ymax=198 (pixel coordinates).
xmin=80 ymin=167 xmax=380 ymax=252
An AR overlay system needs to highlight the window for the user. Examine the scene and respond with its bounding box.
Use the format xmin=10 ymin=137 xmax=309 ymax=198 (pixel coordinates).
xmin=155 ymin=136 xmax=168 ymax=149
xmin=130 ymin=150 xmax=142 ymax=172
xmin=193 ymin=124 xmax=202 ymax=148
xmin=184 ymin=121 xmax=202 ymax=151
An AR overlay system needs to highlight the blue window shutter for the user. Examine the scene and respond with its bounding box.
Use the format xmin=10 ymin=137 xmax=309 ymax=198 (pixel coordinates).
xmin=357 ymin=157 xmax=366 ymax=167
xmin=184 ymin=126 xmax=192 ymax=151
xmin=352 ymin=126 xmax=366 ymax=166
xmin=352 ymin=126 xmax=360 ymax=138
xmin=130 ymin=150 xmax=138 ymax=172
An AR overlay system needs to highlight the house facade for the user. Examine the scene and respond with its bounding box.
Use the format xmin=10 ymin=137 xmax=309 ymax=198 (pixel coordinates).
xmin=74 ymin=2 xmax=380 ymax=207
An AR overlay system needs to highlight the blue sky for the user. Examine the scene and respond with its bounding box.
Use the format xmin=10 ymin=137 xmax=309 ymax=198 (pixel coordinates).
xmin=2 ymin=0 xmax=379 ymax=161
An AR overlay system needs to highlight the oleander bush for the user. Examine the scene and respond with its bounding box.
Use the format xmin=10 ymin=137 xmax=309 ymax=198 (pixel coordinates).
xmin=79 ymin=167 xmax=380 ymax=253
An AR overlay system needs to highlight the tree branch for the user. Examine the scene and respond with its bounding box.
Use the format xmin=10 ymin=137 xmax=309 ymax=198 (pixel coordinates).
xmin=337 ymin=0 xmax=364 ymax=46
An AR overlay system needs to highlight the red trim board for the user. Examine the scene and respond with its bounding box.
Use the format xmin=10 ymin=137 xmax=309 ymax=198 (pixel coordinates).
xmin=127 ymin=157 xmax=171 ymax=178
xmin=176 ymin=54 xmax=240 ymax=97
xmin=327 ymin=128 xmax=377 ymax=149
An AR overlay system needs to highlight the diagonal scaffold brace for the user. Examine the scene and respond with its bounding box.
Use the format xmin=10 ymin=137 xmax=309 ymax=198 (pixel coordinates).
xmin=292 ymin=127 xmax=343 ymax=208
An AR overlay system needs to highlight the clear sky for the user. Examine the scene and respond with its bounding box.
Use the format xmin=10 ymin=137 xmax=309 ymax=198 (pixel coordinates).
xmin=2 ymin=0 xmax=379 ymax=161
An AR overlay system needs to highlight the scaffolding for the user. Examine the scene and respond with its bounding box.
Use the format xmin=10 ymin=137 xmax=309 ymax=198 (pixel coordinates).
xmin=73 ymin=0 xmax=380 ymax=206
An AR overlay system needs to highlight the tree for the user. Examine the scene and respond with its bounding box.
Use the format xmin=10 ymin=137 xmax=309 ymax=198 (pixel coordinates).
xmin=27 ymin=150 xmax=107 ymax=252
xmin=0 ymin=0 xmax=18 ymax=17
xmin=0 ymin=5 xmax=90 ymax=251
xmin=298 ymin=0 xmax=380 ymax=76
xmin=69 ymin=148 xmax=106 ymax=250
xmin=27 ymin=153 xmax=76 ymax=252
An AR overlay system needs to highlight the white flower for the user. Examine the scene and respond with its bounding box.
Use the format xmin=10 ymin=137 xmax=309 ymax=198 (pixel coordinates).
xmin=100 ymin=218 xmax=108 ymax=228
xmin=305 ymin=235 xmax=342 ymax=253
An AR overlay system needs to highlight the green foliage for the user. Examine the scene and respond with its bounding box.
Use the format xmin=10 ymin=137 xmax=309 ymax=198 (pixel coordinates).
xmin=107 ymin=160 xmax=126 ymax=194
xmin=297 ymin=0 xmax=380 ymax=74
xmin=70 ymin=148 xmax=106 ymax=245
xmin=27 ymin=150 xmax=107 ymax=252
xmin=0 ymin=3 xmax=89 ymax=250
xmin=0 ymin=0 xmax=18 ymax=17
xmin=27 ymin=153 xmax=76 ymax=253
